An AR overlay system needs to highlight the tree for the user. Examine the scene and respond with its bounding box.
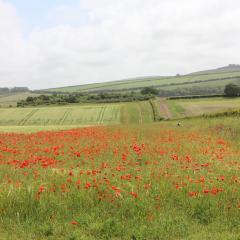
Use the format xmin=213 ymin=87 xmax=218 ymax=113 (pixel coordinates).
xmin=26 ymin=96 xmax=34 ymax=102
xmin=140 ymin=87 xmax=159 ymax=95
xmin=224 ymin=83 xmax=240 ymax=97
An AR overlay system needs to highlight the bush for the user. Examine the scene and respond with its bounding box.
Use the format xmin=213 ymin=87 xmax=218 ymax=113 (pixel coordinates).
xmin=224 ymin=83 xmax=240 ymax=97
xmin=141 ymin=87 xmax=159 ymax=95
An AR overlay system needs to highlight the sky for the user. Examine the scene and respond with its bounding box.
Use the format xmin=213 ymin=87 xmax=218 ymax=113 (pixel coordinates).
xmin=0 ymin=0 xmax=240 ymax=89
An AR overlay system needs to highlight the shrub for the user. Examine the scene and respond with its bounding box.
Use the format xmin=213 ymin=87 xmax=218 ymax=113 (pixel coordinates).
xmin=224 ymin=83 xmax=240 ymax=97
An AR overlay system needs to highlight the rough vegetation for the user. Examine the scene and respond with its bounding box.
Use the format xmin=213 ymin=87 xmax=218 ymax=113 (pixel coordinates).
xmin=17 ymin=92 xmax=153 ymax=107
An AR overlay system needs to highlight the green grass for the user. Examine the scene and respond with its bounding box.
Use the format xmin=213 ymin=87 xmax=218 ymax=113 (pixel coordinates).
xmin=161 ymin=78 xmax=240 ymax=91
xmin=121 ymin=101 xmax=154 ymax=124
xmin=0 ymin=97 xmax=239 ymax=131
xmin=167 ymin=101 xmax=186 ymax=119
xmin=0 ymin=125 xmax=91 ymax=133
xmin=0 ymin=104 xmax=122 ymax=126
xmin=0 ymin=101 xmax=155 ymax=131
xmin=168 ymin=97 xmax=240 ymax=118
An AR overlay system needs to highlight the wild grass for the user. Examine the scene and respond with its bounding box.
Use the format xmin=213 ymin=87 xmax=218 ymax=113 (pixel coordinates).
xmin=0 ymin=117 xmax=239 ymax=239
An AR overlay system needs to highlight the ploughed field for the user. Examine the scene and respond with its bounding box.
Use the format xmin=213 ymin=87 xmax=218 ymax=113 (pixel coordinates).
xmin=0 ymin=117 xmax=239 ymax=239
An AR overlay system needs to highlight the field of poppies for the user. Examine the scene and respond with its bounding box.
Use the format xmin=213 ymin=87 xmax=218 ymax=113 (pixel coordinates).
xmin=0 ymin=117 xmax=239 ymax=239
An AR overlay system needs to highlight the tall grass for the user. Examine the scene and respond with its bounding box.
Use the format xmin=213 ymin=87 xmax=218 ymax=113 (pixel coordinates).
xmin=0 ymin=117 xmax=239 ymax=239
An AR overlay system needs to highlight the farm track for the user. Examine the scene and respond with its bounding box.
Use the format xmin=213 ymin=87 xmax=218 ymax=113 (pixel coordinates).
xmin=98 ymin=107 xmax=106 ymax=124
xmin=159 ymin=98 xmax=172 ymax=119
xmin=59 ymin=109 xmax=72 ymax=125
xmin=137 ymin=103 xmax=143 ymax=124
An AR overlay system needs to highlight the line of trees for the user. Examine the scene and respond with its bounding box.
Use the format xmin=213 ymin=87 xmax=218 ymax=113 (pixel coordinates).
xmin=0 ymin=87 xmax=29 ymax=94
xmin=17 ymin=88 xmax=158 ymax=107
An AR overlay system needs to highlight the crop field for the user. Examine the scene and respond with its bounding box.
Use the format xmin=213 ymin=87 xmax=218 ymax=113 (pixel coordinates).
xmin=166 ymin=97 xmax=240 ymax=118
xmin=44 ymin=71 xmax=240 ymax=93
xmin=161 ymin=78 xmax=240 ymax=91
xmin=0 ymin=102 xmax=155 ymax=131
xmin=0 ymin=117 xmax=239 ymax=239
xmin=0 ymin=92 xmax=40 ymax=107
xmin=0 ymin=104 xmax=122 ymax=126
xmin=0 ymin=98 xmax=240 ymax=131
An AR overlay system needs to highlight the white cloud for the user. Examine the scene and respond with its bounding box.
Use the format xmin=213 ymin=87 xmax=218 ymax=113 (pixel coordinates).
xmin=0 ymin=0 xmax=240 ymax=89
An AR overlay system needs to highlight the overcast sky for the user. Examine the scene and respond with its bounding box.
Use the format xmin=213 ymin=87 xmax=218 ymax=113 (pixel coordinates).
xmin=0 ymin=0 xmax=240 ymax=89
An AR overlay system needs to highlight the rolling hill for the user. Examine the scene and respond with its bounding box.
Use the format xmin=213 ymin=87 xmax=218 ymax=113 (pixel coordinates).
xmin=190 ymin=64 xmax=240 ymax=75
xmin=39 ymin=65 xmax=240 ymax=96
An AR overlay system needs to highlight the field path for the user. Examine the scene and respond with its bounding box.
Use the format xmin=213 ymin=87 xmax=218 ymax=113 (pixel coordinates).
xmin=159 ymin=98 xmax=172 ymax=119
xmin=59 ymin=108 xmax=72 ymax=125
xmin=137 ymin=103 xmax=143 ymax=124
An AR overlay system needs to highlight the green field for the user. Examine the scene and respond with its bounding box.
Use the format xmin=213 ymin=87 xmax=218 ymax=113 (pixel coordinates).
xmin=0 ymin=94 xmax=240 ymax=239
xmin=166 ymin=97 xmax=240 ymax=118
xmin=0 ymin=104 xmax=122 ymax=126
xmin=43 ymin=71 xmax=240 ymax=93
xmin=0 ymin=92 xmax=40 ymax=107
xmin=0 ymin=101 xmax=155 ymax=131
xmin=0 ymin=97 xmax=240 ymax=132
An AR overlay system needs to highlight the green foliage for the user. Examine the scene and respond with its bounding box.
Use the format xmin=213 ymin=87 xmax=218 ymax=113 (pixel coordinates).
xmin=17 ymin=92 xmax=154 ymax=107
xmin=149 ymin=99 xmax=164 ymax=121
xmin=141 ymin=87 xmax=159 ymax=95
xmin=203 ymin=109 xmax=240 ymax=118
xmin=224 ymin=83 xmax=240 ymax=97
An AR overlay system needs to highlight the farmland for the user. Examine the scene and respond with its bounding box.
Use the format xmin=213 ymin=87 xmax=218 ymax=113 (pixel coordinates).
xmin=166 ymin=97 xmax=240 ymax=118
xmin=0 ymin=116 xmax=239 ymax=239
xmin=0 ymin=94 xmax=240 ymax=239
xmin=0 ymin=92 xmax=40 ymax=107
xmin=42 ymin=70 xmax=240 ymax=95
xmin=0 ymin=104 xmax=122 ymax=126
xmin=0 ymin=97 xmax=240 ymax=132
xmin=0 ymin=101 xmax=156 ymax=130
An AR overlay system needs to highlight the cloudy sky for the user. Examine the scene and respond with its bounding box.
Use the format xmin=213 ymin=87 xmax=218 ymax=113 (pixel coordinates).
xmin=0 ymin=0 xmax=240 ymax=89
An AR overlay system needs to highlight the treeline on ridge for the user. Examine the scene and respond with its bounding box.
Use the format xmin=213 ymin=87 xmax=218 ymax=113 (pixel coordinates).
xmin=0 ymin=87 xmax=29 ymax=94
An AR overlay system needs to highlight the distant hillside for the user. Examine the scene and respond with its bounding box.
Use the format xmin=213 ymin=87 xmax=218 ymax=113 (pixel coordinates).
xmin=190 ymin=64 xmax=240 ymax=75
xmin=39 ymin=67 xmax=240 ymax=97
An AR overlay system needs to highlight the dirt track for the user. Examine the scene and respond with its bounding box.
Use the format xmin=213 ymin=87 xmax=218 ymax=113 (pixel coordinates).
xmin=159 ymin=98 xmax=172 ymax=119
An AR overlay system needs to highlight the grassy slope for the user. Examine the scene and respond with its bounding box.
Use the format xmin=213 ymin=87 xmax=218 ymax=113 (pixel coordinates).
xmin=42 ymin=71 xmax=240 ymax=93
xmin=190 ymin=64 xmax=240 ymax=75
